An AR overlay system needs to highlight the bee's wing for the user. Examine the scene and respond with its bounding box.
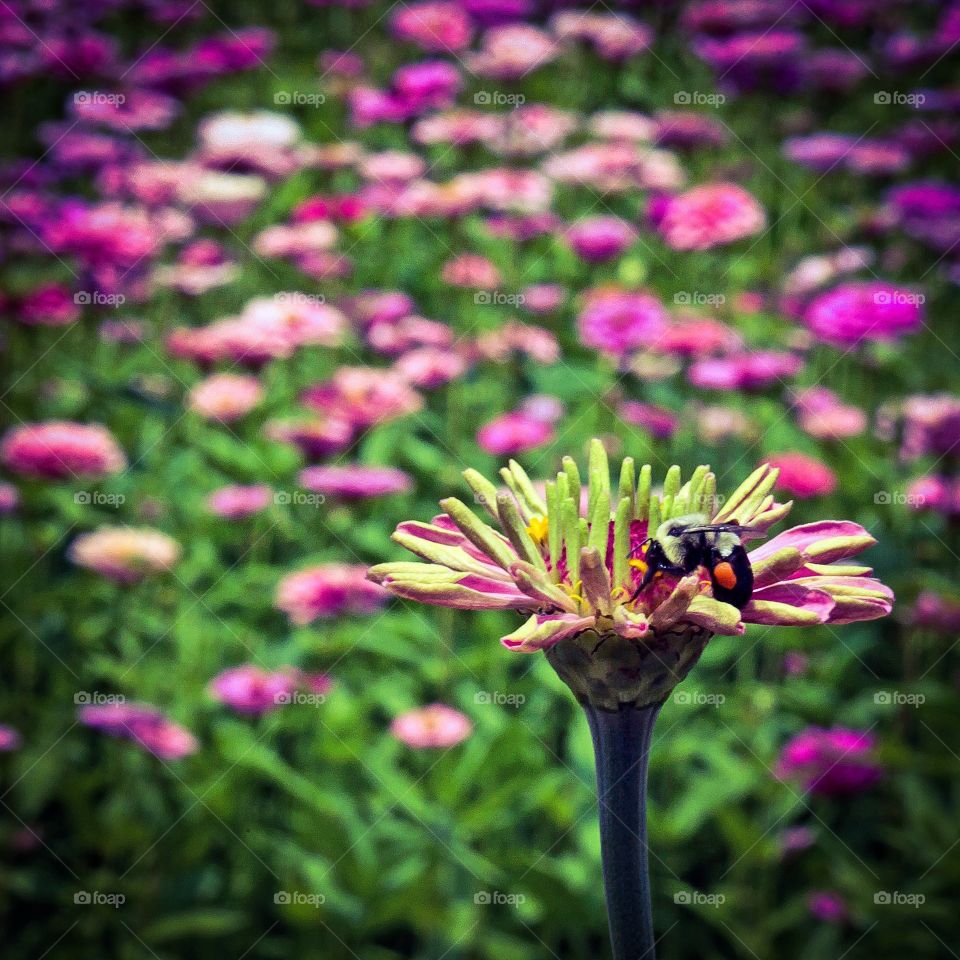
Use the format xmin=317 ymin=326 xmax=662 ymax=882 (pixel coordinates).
xmin=682 ymin=522 xmax=754 ymax=536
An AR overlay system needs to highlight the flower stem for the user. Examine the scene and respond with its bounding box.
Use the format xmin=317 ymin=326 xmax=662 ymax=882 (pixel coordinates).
xmin=584 ymin=701 xmax=661 ymax=960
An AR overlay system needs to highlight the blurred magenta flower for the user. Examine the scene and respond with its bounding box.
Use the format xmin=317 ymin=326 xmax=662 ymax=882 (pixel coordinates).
xmin=206 ymin=485 xmax=274 ymax=519
xmin=911 ymin=591 xmax=960 ymax=632
xmin=552 ymin=10 xmax=653 ymax=60
xmin=899 ymin=393 xmax=960 ymax=460
xmin=17 ymin=283 xmax=81 ymax=327
xmin=790 ymin=387 xmax=867 ymax=440
xmin=391 ymin=2 xmax=473 ymax=52
xmin=391 ymin=704 xmax=473 ymax=748
xmin=477 ymin=411 xmax=554 ymax=456
xmin=465 ymin=24 xmax=560 ymax=78
xmin=68 ymin=527 xmax=181 ymax=583
xmin=208 ymin=666 xmax=298 ymax=714
xmin=188 ymin=373 xmax=263 ymax=422
xmin=0 ymin=725 xmax=21 ymax=751
xmin=776 ymin=727 xmax=882 ymax=795
xmin=299 ymin=465 xmax=413 ymax=500
xmin=765 ymin=452 xmax=837 ymax=499
xmin=618 ymin=401 xmax=679 ymax=439
xmin=79 ymin=702 xmax=198 ymax=760
xmin=1 ymin=422 xmax=126 ymax=480
xmin=807 ymin=891 xmax=849 ymax=924
xmin=655 ymin=183 xmax=766 ymax=251
xmin=566 ymin=216 xmax=638 ymax=262
xmin=0 ymin=483 xmax=19 ymax=514
xmin=577 ymin=288 xmax=669 ymax=357
xmin=780 ymin=825 xmax=815 ymax=855
xmin=395 ymin=347 xmax=468 ymax=388
xmin=275 ymin=564 xmax=389 ymax=625
xmin=803 ymin=281 xmax=924 ymax=346
xmin=688 ymin=351 xmax=802 ymax=391
xmin=302 ymin=366 xmax=423 ymax=430
xmin=441 ymin=253 xmax=502 ymax=288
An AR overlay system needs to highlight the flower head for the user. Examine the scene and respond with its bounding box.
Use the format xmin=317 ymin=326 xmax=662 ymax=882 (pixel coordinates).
xmin=776 ymin=726 xmax=881 ymax=795
xmin=69 ymin=527 xmax=181 ymax=582
xmin=390 ymin=704 xmax=473 ymax=748
xmin=369 ymin=440 xmax=892 ymax=708
xmin=1 ymin=421 xmax=126 ymax=480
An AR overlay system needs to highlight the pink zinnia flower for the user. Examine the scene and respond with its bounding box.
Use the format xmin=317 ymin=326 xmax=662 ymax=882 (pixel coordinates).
xmin=68 ymin=527 xmax=181 ymax=582
xmin=79 ymin=702 xmax=198 ymax=760
xmin=577 ymin=288 xmax=669 ymax=356
xmin=391 ymin=2 xmax=473 ymax=52
xmin=17 ymin=283 xmax=81 ymax=327
xmin=390 ymin=704 xmax=473 ymax=748
xmin=478 ymin=411 xmax=554 ymax=456
xmin=206 ymin=485 xmax=273 ymax=519
xmin=776 ymin=727 xmax=881 ymax=795
xmin=790 ymin=387 xmax=866 ymax=440
xmin=302 ymin=367 xmax=423 ymax=430
xmin=441 ymin=253 xmax=502 ymax=289
xmin=395 ymin=347 xmax=468 ymax=388
xmin=299 ymin=465 xmax=413 ymax=499
xmin=0 ymin=725 xmax=21 ymax=751
xmin=765 ymin=453 xmax=837 ymax=498
xmin=1 ymin=422 xmax=126 ymax=480
xmin=265 ymin=416 xmax=353 ymax=459
xmin=566 ymin=216 xmax=638 ymax=263
xmin=275 ymin=564 xmax=389 ymax=625
xmin=656 ymin=183 xmax=766 ymax=251
xmin=803 ymin=282 xmax=924 ymax=346
xmin=688 ymin=351 xmax=803 ymax=391
xmin=188 ymin=374 xmax=263 ymax=422
xmin=618 ymin=401 xmax=679 ymax=439
xmin=208 ymin=665 xmax=298 ymax=714
xmin=465 ymin=24 xmax=560 ymax=78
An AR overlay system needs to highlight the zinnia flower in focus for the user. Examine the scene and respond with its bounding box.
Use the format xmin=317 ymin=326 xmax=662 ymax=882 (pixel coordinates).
xmin=299 ymin=465 xmax=413 ymax=499
xmin=79 ymin=702 xmax=198 ymax=759
xmin=275 ymin=564 xmax=389 ymax=625
xmin=765 ymin=453 xmax=838 ymax=498
xmin=391 ymin=704 xmax=473 ymax=748
xmin=188 ymin=373 xmax=264 ymax=422
xmin=1 ymin=422 xmax=126 ymax=480
xmin=68 ymin=527 xmax=181 ymax=582
xmin=369 ymin=441 xmax=892 ymax=708
xmin=803 ymin=282 xmax=924 ymax=346
xmin=776 ymin=727 xmax=881 ymax=795
xmin=655 ymin=183 xmax=766 ymax=251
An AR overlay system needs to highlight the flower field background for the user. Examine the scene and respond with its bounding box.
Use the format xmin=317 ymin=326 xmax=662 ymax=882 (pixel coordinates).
xmin=2 ymin=1 xmax=959 ymax=958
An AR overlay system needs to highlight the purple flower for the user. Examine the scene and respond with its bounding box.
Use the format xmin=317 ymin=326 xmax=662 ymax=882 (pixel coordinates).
xmin=299 ymin=465 xmax=413 ymax=500
xmin=577 ymin=288 xmax=669 ymax=357
xmin=477 ymin=411 xmax=554 ymax=457
xmin=79 ymin=702 xmax=198 ymax=760
xmin=808 ymin=891 xmax=849 ymax=924
xmin=208 ymin=666 xmax=298 ymax=715
xmin=566 ymin=216 xmax=638 ymax=263
xmin=776 ymin=727 xmax=882 ymax=795
xmin=803 ymin=282 xmax=924 ymax=346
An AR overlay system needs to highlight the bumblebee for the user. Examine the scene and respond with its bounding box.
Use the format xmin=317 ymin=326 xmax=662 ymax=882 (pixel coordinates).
xmin=631 ymin=514 xmax=754 ymax=609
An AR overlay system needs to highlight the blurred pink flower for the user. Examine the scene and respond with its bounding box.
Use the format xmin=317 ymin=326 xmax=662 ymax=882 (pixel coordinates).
xmin=441 ymin=253 xmax=502 ymax=289
xmin=395 ymin=346 xmax=468 ymax=388
xmin=17 ymin=283 xmax=81 ymax=327
xmin=275 ymin=564 xmax=389 ymax=625
xmin=208 ymin=665 xmax=298 ymax=714
xmin=69 ymin=527 xmax=181 ymax=583
xmin=577 ymin=288 xmax=669 ymax=356
xmin=265 ymin=416 xmax=353 ymax=459
xmin=79 ymin=702 xmax=198 ymax=759
xmin=469 ymin=322 xmax=559 ymax=364
xmin=302 ymin=367 xmax=423 ymax=430
xmin=188 ymin=373 xmax=263 ymax=422
xmin=478 ymin=411 xmax=554 ymax=456
xmin=390 ymin=704 xmax=473 ymax=748
xmin=656 ymin=183 xmax=766 ymax=251
xmin=765 ymin=453 xmax=837 ymax=498
xmin=0 ymin=725 xmax=21 ymax=751
xmin=689 ymin=351 xmax=803 ymax=391
xmin=807 ymin=891 xmax=849 ymax=924
xmin=911 ymin=591 xmax=960 ymax=633
xmin=0 ymin=483 xmax=18 ymax=514
xmin=618 ymin=401 xmax=679 ymax=439
xmin=521 ymin=283 xmax=565 ymax=314
xmin=776 ymin=727 xmax=881 ymax=795
xmin=803 ymin=282 xmax=924 ymax=346
xmin=656 ymin=317 xmax=742 ymax=357
xmin=1 ymin=422 xmax=126 ymax=480
xmin=466 ymin=24 xmax=560 ymax=78
xmin=391 ymin=2 xmax=473 ymax=52
xmin=206 ymin=485 xmax=273 ymax=519
xmin=790 ymin=387 xmax=867 ymax=440
xmin=566 ymin=216 xmax=637 ymax=263
xmin=299 ymin=465 xmax=413 ymax=499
